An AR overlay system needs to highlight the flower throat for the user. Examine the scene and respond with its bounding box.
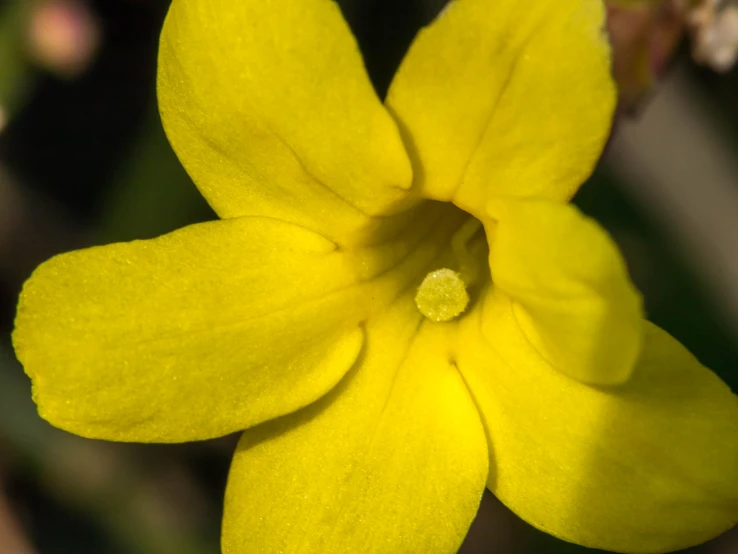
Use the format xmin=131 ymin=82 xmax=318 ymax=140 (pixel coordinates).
xmin=414 ymin=217 xmax=484 ymax=322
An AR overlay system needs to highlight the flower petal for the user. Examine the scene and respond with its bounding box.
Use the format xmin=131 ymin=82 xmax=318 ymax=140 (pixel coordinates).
xmin=384 ymin=0 xmax=615 ymax=217
xmin=223 ymin=297 xmax=488 ymax=553
xmin=488 ymin=198 xmax=643 ymax=386
xmin=457 ymin=288 xmax=738 ymax=553
xmin=13 ymin=217 xmax=372 ymax=442
xmin=158 ymin=0 xmax=414 ymax=243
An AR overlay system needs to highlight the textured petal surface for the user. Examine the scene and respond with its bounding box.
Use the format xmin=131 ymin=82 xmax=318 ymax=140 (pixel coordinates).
xmin=457 ymin=288 xmax=738 ymax=553
xmin=158 ymin=0 xmax=413 ymax=243
xmin=488 ymin=199 xmax=643 ymax=385
xmin=14 ymin=201 xmax=471 ymax=443
xmin=223 ymin=297 xmax=488 ymax=554
xmin=385 ymin=0 xmax=615 ymax=217
xmin=14 ymin=217 xmax=372 ymax=442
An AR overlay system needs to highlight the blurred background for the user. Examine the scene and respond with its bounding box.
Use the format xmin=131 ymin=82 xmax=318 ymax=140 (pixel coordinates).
xmin=0 ymin=0 xmax=737 ymax=552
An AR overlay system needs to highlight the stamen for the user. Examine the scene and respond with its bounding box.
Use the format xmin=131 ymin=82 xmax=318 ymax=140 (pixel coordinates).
xmin=415 ymin=269 xmax=469 ymax=322
xmin=415 ymin=218 xmax=484 ymax=322
xmin=451 ymin=218 xmax=483 ymax=285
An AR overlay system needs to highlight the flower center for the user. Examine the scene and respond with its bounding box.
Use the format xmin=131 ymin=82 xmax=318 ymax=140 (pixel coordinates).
xmin=415 ymin=218 xmax=484 ymax=322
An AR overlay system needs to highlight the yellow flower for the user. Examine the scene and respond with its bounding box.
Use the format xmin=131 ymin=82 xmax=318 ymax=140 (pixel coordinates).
xmin=12 ymin=0 xmax=738 ymax=552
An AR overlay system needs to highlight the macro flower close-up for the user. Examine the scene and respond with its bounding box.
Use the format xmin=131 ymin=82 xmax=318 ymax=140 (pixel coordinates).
xmin=9 ymin=0 xmax=738 ymax=553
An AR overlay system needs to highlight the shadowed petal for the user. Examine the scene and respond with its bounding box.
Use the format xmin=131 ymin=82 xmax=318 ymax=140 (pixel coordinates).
xmin=488 ymin=198 xmax=643 ymax=385
xmin=457 ymin=288 xmax=738 ymax=553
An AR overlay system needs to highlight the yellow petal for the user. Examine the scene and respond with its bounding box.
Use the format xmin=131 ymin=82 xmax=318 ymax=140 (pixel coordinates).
xmin=223 ymin=297 xmax=488 ymax=554
xmin=488 ymin=198 xmax=643 ymax=385
xmin=385 ymin=0 xmax=615 ymax=217
xmin=456 ymin=288 xmax=738 ymax=553
xmin=158 ymin=0 xmax=414 ymax=244
xmin=13 ymin=217 xmax=371 ymax=442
